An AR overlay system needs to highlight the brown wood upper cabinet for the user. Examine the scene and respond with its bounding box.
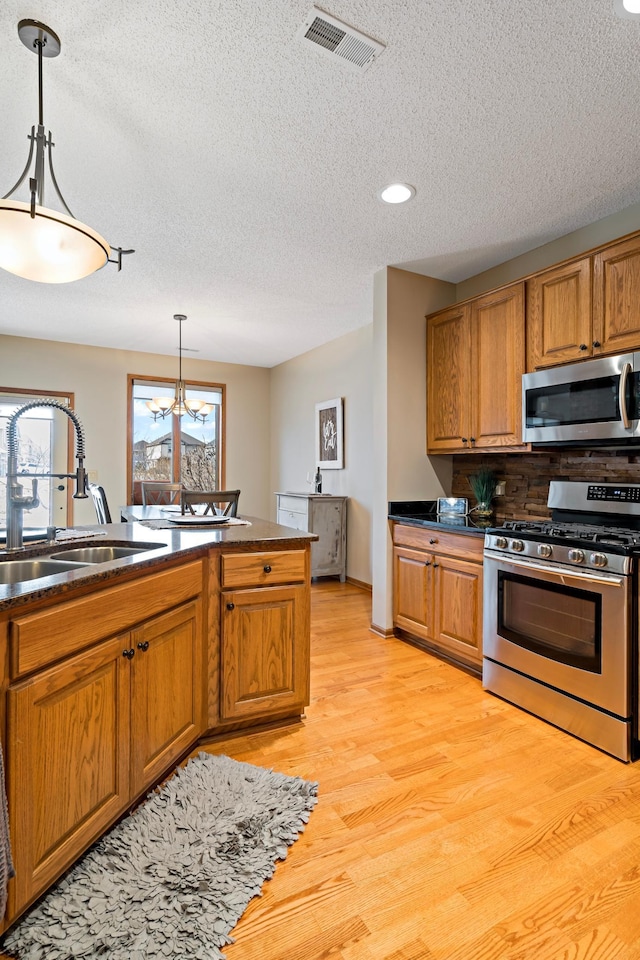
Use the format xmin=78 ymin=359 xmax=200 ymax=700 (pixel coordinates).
xmin=427 ymin=282 xmax=526 ymax=453
xmin=526 ymin=256 xmax=593 ymax=369
xmin=527 ymin=235 xmax=640 ymax=369
xmin=593 ymin=235 xmax=640 ymax=357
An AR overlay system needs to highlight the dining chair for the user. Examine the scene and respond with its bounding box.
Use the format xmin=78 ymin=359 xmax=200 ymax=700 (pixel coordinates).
xmin=181 ymin=489 xmax=240 ymax=517
xmin=141 ymin=482 xmax=182 ymax=506
xmin=88 ymin=483 xmax=112 ymax=524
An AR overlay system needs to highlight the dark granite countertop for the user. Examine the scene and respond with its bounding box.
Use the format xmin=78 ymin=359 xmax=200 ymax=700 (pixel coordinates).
xmin=388 ymin=499 xmax=500 ymax=539
xmin=0 ymin=516 xmax=317 ymax=613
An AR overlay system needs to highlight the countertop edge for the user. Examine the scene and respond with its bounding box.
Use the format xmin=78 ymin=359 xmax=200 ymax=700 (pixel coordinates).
xmin=0 ymin=517 xmax=317 ymax=612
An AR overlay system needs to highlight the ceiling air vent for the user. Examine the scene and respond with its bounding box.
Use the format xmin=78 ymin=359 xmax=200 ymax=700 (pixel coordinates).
xmin=297 ymin=7 xmax=385 ymax=73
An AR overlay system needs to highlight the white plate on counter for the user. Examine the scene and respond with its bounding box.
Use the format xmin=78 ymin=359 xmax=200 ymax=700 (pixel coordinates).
xmin=167 ymin=515 xmax=230 ymax=525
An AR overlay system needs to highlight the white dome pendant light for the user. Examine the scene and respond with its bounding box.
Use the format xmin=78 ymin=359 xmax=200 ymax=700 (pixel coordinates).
xmin=0 ymin=19 xmax=133 ymax=283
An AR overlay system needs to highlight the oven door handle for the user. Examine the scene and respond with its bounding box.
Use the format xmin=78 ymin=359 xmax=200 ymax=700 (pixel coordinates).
xmin=619 ymin=360 xmax=632 ymax=430
xmin=484 ymin=550 xmax=627 ymax=587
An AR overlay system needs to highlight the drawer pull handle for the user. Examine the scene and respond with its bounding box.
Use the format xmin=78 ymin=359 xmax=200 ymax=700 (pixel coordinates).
xmin=226 ymin=602 xmax=235 ymax=611
xmin=137 ymin=641 xmax=149 ymax=652
xmin=263 ymin=564 xmax=272 ymax=573
xmin=122 ymin=648 xmax=135 ymax=660
xmin=429 ymin=538 xmax=437 ymax=544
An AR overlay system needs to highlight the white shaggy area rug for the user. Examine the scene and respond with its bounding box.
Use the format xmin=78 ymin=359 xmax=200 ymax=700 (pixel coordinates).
xmin=4 ymin=753 xmax=318 ymax=960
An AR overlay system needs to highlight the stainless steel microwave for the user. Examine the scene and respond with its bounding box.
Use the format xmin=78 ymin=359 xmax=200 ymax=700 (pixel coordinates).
xmin=522 ymin=352 xmax=640 ymax=446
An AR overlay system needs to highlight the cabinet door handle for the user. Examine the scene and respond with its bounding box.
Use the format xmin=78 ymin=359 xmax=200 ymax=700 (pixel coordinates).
xmin=461 ymin=437 xmax=468 ymax=443
xmin=122 ymin=648 xmax=135 ymax=659
xmin=424 ymin=560 xmax=431 ymax=566
xmin=263 ymin=564 xmax=272 ymax=573
xmin=593 ymin=340 xmax=601 ymax=348
xmin=137 ymin=641 xmax=149 ymax=652
xmin=432 ymin=562 xmax=439 ymax=568
xmin=470 ymin=437 xmax=476 ymax=444
xmin=429 ymin=538 xmax=437 ymax=544
xmin=226 ymin=602 xmax=235 ymax=611
xmin=579 ymin=343 xmax=588 ymax=351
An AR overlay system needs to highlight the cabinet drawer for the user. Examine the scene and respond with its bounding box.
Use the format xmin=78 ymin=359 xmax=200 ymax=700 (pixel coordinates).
xmin=11 ymin=560 xmax=204 ymax=678
xmin=392 ymin=523 xmax=484 ymax=562
xmin=221 ymin=550 xmax=307 ymax=588
xmin=277 ymin=509 xmax=309 ymax=532
xmin=277 ymin=495 xmax=308 ymax=516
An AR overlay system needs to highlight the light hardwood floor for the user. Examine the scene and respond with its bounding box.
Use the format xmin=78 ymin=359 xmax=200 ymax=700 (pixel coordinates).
xmin=6 ymin=580 xmax=640 ymax=959
xmin=201 ymin=581 xmax=640 ymax=960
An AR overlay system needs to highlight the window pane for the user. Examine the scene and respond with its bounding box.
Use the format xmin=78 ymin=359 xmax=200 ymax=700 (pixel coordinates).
xmin=130 ymin=379 xmax=223 ymax=503
xmin=0 ymin=394 xmax=71 ymax=535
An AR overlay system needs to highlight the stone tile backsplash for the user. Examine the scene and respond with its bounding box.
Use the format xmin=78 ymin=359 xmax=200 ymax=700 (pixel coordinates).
xmin=451 ymin=450 xmax=640 ymax=519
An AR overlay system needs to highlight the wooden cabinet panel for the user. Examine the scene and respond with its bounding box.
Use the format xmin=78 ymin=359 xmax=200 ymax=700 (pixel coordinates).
xmin=12 ymin=560 xmax=203 ymax=678
xmin=220 ymin=584 xmax=309 ymax=720
xmin=427 ymin=304 xmax=471 ymax=452
xmin=130 ymin=600 xmax=204 ymax=795
xmin=392 ymin=524 xmax=483 ymax=671
xmin=471 ymin=283 xmax=526 ymax=448
xmin=393 ymin=547 xmax=433 ymax=640
xmin=7 ymin=636 xmax=131 ymax=912
xmin=221 ymin=550 xmax=307 ymax=589
xmin=526 ymin=257 xmax=592 ymax=369
xmin=427 ymin=283 xmax=525 ymax=453
xmin=393 ymin=524 xmax=484 ymax=562
xmin=593 ymin=236 xmax=640 ymax=355
xmin=434 ymin=555 xmax=483 ymax=665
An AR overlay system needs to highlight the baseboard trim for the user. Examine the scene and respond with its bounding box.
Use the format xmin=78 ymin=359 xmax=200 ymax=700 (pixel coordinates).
xmin=370 ymin=621 xmax=395 ymax=638
xmin=347 ymin=576 xmax=372 ymax=593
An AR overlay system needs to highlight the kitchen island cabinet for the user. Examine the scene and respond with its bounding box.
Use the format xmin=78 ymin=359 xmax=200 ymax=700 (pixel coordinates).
xmin=393 ymin=523 xmax=484 ymax=671
xmin=0 ymin=518 xmax=314 ymax=931
xmin=219 ymin=548 xmax=309 ymax=721
xmin=6 ymin=562 xmax=204 ymax=919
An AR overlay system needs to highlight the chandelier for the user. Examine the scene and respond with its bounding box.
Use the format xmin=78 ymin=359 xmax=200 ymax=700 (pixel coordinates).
xmin=0 ymin=19 xmax=133 ymax=284
xmin=146 ymin=315 xmax=213 ymax=424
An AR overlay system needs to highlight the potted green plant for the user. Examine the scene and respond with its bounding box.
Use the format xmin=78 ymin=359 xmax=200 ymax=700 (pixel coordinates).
xmin=469 ymin=467 xmax=497 ymax=518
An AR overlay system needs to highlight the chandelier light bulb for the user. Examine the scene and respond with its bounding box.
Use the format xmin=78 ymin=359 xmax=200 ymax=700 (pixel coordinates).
xmin=0 ymin=18 xmax=132 ymax=283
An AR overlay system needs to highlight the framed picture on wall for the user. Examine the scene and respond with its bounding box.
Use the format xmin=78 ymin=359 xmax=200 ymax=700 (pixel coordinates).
xmin=315 ymin=397 xmax=344 ymax=469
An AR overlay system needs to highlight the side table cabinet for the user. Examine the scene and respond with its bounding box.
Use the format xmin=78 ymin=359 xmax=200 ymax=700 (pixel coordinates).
xmin=276 ymin=493 xmax=347 ymax=582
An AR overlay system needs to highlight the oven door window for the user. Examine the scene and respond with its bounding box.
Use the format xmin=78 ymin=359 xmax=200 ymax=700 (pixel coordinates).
xmin=498 ymin=572 xmax=602 ymax=672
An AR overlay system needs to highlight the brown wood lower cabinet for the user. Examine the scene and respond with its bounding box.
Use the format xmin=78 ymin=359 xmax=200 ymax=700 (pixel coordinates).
xmin=393 ymin=524 xmax=484 ymax=670
xmin=219 ymin=548 xmax=311 ymax=722
xmin=8 ymin=635 xmax=131 ymax=913
xmin=5 ymin=576 xmax=204 ymax=923
xmin=221 ymin=584 xmax=309 ymax=719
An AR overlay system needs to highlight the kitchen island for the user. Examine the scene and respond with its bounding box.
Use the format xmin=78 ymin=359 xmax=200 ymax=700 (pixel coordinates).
xmin=0 ymin=516 xmax=316 ymax=930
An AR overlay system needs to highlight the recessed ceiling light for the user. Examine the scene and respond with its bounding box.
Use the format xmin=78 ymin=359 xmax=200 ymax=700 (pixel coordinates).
xmin=379 ymin=183 xmax=416 ymax=204
xmin=614 ymin=0 xmax=640 ymax=18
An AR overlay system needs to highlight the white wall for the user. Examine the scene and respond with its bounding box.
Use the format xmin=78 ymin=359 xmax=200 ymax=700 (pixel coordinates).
xmin=371 ymin=267 xmax=456 ymax=631
xmin=457 ymin=200 xmax=640 ymax=301
xmin=270 ymin=324 xmax=373 ymax=586
xmin=0 ymin=335 xmax=271 ymax=525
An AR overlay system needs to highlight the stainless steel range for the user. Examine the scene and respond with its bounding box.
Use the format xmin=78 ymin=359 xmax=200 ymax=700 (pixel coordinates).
xmin=483 ymin=480 xmax=640 ymax=762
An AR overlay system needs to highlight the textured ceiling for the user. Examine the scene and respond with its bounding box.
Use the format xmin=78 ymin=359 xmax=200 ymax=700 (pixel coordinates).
xmin=1 ymin=0 xmax=640 ymax=367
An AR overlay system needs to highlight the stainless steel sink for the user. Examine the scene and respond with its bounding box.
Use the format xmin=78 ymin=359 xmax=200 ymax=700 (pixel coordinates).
xmin=0 ymin=559 xmax=89 ymax=585
xmin=50 ymin=545 xmax=154 ymax=563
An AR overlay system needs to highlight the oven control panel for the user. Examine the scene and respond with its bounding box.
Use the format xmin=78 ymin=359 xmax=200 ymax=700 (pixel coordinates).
xmin=588 ymin=485 xmax=640 ymax=504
